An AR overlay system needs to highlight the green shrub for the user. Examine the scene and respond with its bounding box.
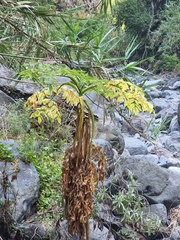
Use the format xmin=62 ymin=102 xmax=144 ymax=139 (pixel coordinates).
xmin=4 ymin=100 xmax=31 ymax=138
xmin=94 ymin=168 xmax=161 ymax=239
xmin=113 ymin=0 xmax=151 ymax=37
xmin=156 ymin=53 xmax=180 ymax=71
xmin=18 ymin=131 xmax=65 ymax=219
xmin=150 ymin=3 xmax=180 ymax=59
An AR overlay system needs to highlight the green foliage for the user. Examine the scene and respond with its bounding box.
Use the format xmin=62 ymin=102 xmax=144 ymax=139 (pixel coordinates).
xmin=3 ymin=100 xmax=31 ymax=138
xmin=19 ymin=133 xmax=64 ymax=212
xmin=150 ymin=3 xmax=180 ymax=59
xmin=0 ymin=142 xmax=15 ymax=162
xmin=113 ymin=0 xmax=151 ymax=37
xmin=0 ymin=0 xmax=121 ymax=71
xmin=155 ymin=53 xmax=180 ymax=71
xmin=21 ymin=62 xmax=154 ymax=125
xmin=94 ymin=169 xmax=162 ymax=238
xmin=112 ymin=171 xmax=162 ymax=237
xmin=0 ymin=100 xmax=71 ymax=217
xmin=146 ymin=114 xmax=170 ymax=139
xmin=0 ymin=0 xmax=59 ymax=70
xmin=51 ymin=14 xmax=121 ymax=66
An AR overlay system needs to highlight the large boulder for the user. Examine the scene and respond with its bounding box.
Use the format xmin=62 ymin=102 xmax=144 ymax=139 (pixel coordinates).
xmin=0 ymin=139 xmax=40 ymax=238
xmin=124 ymin=137 xmax=148 ymax=155
xmin=0 ymin=160 xmax=39 ymax=223
xmin=115 ymin=158 xmax=180 ymax=210
xmin=0 ymin=64 xmax=39 ymax=95
xmin=178 ymin=102 xmax=180 ymax=125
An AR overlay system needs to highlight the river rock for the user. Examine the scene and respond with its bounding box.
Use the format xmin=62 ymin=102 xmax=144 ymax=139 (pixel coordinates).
xmin=124 ymin=137 xmax=148 ymax=155
xmin=95 ymin=122 xmax=125 ymax=154
xmin=114 ymin=158 xmax=180 ymax=210
xmin=0 ymin=160 xmax=39 ymax=223
xmin=178 ymin=102 xmax=180 ymax=125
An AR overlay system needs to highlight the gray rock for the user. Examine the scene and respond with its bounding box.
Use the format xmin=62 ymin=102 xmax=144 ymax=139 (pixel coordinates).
xmin=146 ymin=166 xmax=180 ymax=210
xmin=144 ymin=79 xmax=165 ymax=88
xmin=0 ymin=65 xmax=39 ymax=95
xmin=158 ymin=155 xmax=168 ymax=166
xmin=152 ymin=98 xmax=169 ymax=113
xmin=84 ymin=92 xmax=107 ymax=117
xmin=164 ymin=131 xmax=180 ymax=152
xmin=113 ymin=158 xmax=180 ymax=210
xmin=171 ymin=81 xmax=180 ymax=90
xmin=178 ymin=102 xmax=180 ymax=125
xmin=169 ymin=116 xmax=180 ymax=132
xmin=121 ymin=115 xmax=147 ymax=135
xmin=16 ymin=223 xmax=48 ymax=240
xmin=116 ymin=158 xmax=169 ymax=197
xmin=170 ymin=226 xmax=180 ymax=240
xmin=124 ymin=137 xmax=148 ymax=155
xmin=142 ymin=203 xmax=168 ymax=224
xmin=0 ymin=90 xmax=15 ymax=105
xmin=146 ymin=87 xmax=162 ymax=98
xmin=133 ymin=154 xmax=159 ymax=164
xmin=95 ymin=122 xmax=125 ymax=154
xmin=0 ymin=160 xmax=39 ymax=222
xmin=156 ymin=104 xmax=178 ymax=121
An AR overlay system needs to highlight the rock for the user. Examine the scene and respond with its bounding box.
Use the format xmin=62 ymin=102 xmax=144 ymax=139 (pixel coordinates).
xmin=169 ymin=116 xmax=180 ymax=132
xmin=15 ymin=223 xmax=48 ymax=240
xmin=95 ymin=122 xmax=125 ymax=154
xmin=0 ymin=64 xmax=15 ymax=79
xmin=171 ymin=80 xmax=180 ymax=90
xmin=142 ymin=203 xmax=168 ymax=225
xmin=0 ymin=90 xmax=15 ymax=105
xmin=152 ymin=98 xmax=169 ymax=113
xmin=124 ymin=137 xmax=148 ymax=155
xmin=121 ymin=115 xmax=147 ymax=135
xmin=164 ymin=131 xmax=180 ymax=152
xmin=170 ymin=227 xmax=180 ymax=240
xmin=156 ymin=103 xmax=177 ymax=122
xmin=146 ymin=87 xmax=162 ymax=98
xmin=0 ymin=160 xmax=39 ymax=223
xmin=158 ymin=155 xmax=169 ymax=166
xmin=0 ymin=64 xmax=39 ymax=95
xmin=178 ymin=102 xmax=180 ymax=125
xmin=133 ymin=154 xmax=159 ymax=164
xmin=84 ymin=92 xmax=107 ymax=118
xmin=114 ymin=158 xmax=180 ymax=210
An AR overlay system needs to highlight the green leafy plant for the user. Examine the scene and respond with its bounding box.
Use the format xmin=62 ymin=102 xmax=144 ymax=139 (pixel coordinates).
xmin=19 ymin=134 xmax=64 ymax=211
xmin=112 ymin=171 xmax=161 ymax=237
xmin=150 ymin=3 xmax=180 ymax=61
xmin=3 ymin=100 xmax=31 ymax=138
xmin=150 ymin=114 xmax=170 ymax=139
xmin=0 ymin=142 xmax=15 ymax=162
xmin=113 ymin=0 xmax=152 ymax=37
xmin=20 ymin=61 xmax=154 ymax=240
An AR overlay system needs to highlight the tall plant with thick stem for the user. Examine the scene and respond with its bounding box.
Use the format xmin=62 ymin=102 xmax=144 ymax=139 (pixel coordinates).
xmin=22 ymin=63 xmax=154 ymax=239
xmin=59 ymin=75 xmax=106 ymax=239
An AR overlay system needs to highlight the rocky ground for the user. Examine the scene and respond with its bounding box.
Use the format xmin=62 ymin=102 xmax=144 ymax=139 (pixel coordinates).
xmin=0 ymin=64 xmax=180 ymax=239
